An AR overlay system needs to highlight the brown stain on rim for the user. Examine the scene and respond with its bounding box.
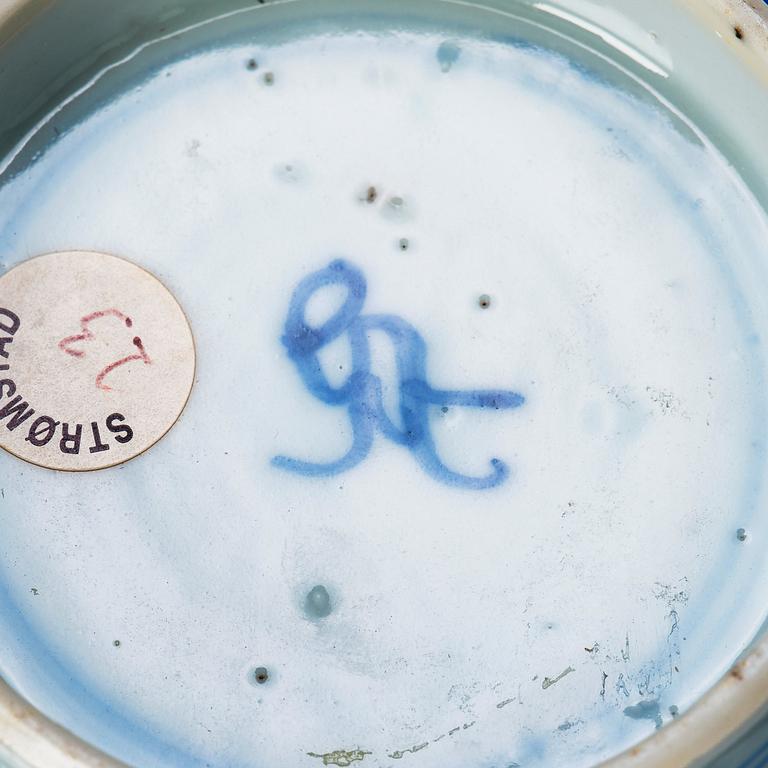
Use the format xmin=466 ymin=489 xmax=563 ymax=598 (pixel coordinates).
xmin=730 ymin=659 xmax=748 ymax=681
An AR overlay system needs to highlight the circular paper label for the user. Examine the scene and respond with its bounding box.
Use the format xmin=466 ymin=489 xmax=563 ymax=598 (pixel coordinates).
xmin=0 ymin=251 xmax=195 ymax=471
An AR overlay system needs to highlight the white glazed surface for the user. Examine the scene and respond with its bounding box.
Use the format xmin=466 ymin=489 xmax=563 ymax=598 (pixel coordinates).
xmin=1 ymin=14 xmax=768 ymax=768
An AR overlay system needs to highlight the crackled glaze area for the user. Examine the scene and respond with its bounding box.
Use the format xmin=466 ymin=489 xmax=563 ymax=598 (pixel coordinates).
xmin=1 ymin=6 xmax=768 ymax=768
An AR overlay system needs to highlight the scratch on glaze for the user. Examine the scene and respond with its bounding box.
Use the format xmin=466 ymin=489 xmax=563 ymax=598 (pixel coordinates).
xmin=542 ymin=666 xmax=575 ymax=690
xmin=307 ymin=749 xmax=372 ymax=766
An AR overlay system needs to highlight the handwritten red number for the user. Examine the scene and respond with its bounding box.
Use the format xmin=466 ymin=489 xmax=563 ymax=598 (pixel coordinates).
xmin=58 ymin=310 xmax=151 ymax=391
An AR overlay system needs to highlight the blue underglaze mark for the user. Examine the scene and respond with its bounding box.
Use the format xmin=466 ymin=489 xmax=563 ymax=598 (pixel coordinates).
xmin=437 ymin=40 xmax=462 ymax=72
xmin=623 ymin=699 xmax=663 ymax=730
xmin=272 ymin=259 xmax=525 ymax=489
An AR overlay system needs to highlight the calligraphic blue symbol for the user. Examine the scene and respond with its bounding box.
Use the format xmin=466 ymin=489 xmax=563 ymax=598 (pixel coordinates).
xmin=272 ymin=260 xmax=525 ymax=490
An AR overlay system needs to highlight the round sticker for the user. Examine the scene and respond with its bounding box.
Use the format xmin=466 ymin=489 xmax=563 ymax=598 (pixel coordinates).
xmin=0 ymin=251 xmax=195 ymax=471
